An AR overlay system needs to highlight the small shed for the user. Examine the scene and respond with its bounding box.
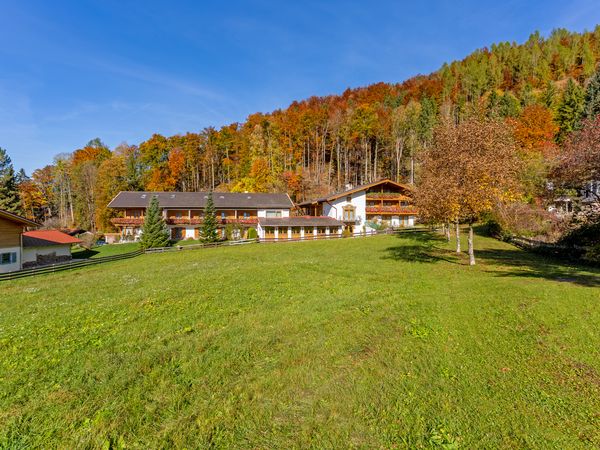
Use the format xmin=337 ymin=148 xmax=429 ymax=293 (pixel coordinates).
xmin=22 ymin=230 xmax=82 ymax=268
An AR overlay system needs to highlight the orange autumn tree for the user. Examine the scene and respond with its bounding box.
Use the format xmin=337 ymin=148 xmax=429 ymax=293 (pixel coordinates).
xmin=418 ymin=117 xmax=521 ymax=265
xmin=510 ymin=105 xmax=558 ymax=200
xmin=511 ymin=105 xmax=558 ymax=154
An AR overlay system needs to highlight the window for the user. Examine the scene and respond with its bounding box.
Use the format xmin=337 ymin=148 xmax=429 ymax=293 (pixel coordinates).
xmin=176 ymin=211 xmax=182 ymax=219
xmin=266 ymin=210 xmax=282 ymax=218
xmin=243 ymin=212 xmax=249 ymax=218
xmin=343 ymin=205 xmax=356 ymax=221
xmin=1 ymin=252 xmax=17 ymax=265
xmin=221 ymin=212 xmax=226 ymax=219
xmin=346 ymin=195 xmax=352 ymax=202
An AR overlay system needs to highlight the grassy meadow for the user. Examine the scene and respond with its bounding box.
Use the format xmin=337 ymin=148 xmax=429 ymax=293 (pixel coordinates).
xmin=1 ymin=231 xmax=599 ymax=448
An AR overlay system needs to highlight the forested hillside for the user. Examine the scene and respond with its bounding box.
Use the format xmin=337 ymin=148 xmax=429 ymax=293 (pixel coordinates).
xmin=2 ymin=27 xmax=600 ymax=231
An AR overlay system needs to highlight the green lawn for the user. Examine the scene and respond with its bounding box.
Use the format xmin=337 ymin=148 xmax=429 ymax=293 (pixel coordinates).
xmin=72 ymin=239 xmax=211 ymax=259
xmin=1 ymin=232 xmax=599 ymax=448
xmin=72 ymin=242 xmax=140 ymax=259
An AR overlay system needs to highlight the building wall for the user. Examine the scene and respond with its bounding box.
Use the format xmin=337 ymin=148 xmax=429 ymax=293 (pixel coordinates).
xmin=324 ymin=191 xmax=367 ymax=231
xmin=22 ymin=245 xmax=72 ymax=264
xmin=0 ymin=217 xmax=22 ymax=247
xmin=257 ymin=209 xmax=290 ymax=218
xmin=0 ymin=245 xmax=21 ymax=273
xmin=257 ymin=224 xmax=343 ymax=240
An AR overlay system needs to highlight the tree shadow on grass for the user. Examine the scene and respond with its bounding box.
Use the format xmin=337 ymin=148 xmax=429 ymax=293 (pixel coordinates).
xmin=72 ymin=248 xmax=100 ymax=259
xmin=383 ymin=230 xmax=459 ymax=264
xmin=383 ymin=229 xmax=600 ymax=287
xmin=476 ymin=248 xmax=600 ymax=288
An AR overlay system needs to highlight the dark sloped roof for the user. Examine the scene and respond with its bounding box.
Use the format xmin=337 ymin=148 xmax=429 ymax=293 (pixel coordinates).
xmin=258 ymin=216 xmax=344 ymax=227
xmin=108 ymin=191 xmax=293 ymax=209
xmin=0 ymin=209 xmax=39 ymax=227
xmin=22 ymin=230 xmax=82 ymax=247
xmin=298 ymin=178 xmax=414 ymax=206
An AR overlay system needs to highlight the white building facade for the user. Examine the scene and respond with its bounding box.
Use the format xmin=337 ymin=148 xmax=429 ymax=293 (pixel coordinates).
xmin=299 ymin=179 xmax=417 ymax=234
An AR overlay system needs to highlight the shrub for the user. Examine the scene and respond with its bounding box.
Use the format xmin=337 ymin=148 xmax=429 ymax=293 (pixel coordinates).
xmin=558 ymin=209 xmax=600 ymax=247
xmin=342 ymin=229 xmax=352 ymax=238
xmin=247 ymin=228 xmax=258 ymax=239
xmin=79 ymin=232 xmax=97 ymax=250
xmin=489 ymin=202 xmax=567 ymax=241
xmin=583 ymin=244 xmax=600 ymax=264
xmin=480 ymin=218 xmax=505 ymax=239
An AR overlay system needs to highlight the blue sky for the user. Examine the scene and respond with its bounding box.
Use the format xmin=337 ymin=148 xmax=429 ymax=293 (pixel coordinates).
xmin=1 ymin=0 xmax=600 ymax=174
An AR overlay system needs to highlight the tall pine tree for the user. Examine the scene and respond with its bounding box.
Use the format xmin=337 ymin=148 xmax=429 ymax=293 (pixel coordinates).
xmin=541 ymin=81 xmax=557 ymax=109
xmin=583 ymin=64 xmax=600 ymax=120
xmin=139 ymin=196 xmax=170 ymax=249
xmin=201 ymin=191 xmax=219 ymax=242
xmin=556 ymin=79 xmax=585 ymax=143
xmin=0 ymin=148 xmax=21 ymax=213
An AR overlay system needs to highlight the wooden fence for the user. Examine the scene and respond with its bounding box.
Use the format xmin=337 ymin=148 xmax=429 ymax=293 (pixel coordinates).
xmin=1 ymin=228 xmax=420 ymax=281
xmin=0 ymin=250 xmax=144 ymax=281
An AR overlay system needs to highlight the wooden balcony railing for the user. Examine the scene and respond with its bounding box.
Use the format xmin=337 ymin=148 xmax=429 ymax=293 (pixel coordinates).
xmin=365 ymin=206 xmax=418 ymax=214
xmin=366 ymin=193 xmax=412 ymax=200
xmin=112 ymin=217 xmax=259 ymax=226
xmin=111 ymin=217 xmax=144 ymax=226
xmin=166 ymin=218 xmax=203 ymax=225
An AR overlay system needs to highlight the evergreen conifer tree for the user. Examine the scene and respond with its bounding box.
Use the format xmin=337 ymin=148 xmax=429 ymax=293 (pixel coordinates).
xmin=556 ymin=78 xmax=585 ymax=142
xmin=201 ymin=191 xmax=219 ymax=242
xmin=541 ymin=81 xmax=557 ymax=109
xmin=486 ymin=90 xmax=500 ymax=118
xmin=0 ymin=148 xmax=21 ymax=213
xmin=139 ymin=196 xmax=170 ymax=249
xmin=583 ymin=64 xmax=600 ymax=120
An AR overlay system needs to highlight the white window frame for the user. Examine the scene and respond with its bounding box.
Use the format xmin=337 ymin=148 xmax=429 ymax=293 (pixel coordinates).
xmin=0 ymin=252 xmax=17 ymax=265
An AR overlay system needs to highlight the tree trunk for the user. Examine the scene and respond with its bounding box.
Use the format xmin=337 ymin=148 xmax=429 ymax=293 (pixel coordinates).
xmin=445 ymin=222 xmax=451 ymax=242
xmin=468 ymin=224 xmax=475 ymax=266
xmin=409 ymin=156 xmax=415 ymax=184
xmin=455 ymin=220 xmax=461 ymax=253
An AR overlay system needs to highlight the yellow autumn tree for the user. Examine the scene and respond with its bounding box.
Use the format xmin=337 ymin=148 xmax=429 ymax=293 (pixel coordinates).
xmin=418 ymin=117 xmax=521 ymax=265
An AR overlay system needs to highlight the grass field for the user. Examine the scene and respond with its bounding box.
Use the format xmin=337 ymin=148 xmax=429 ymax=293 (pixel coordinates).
xmin=72 ymin=239 xmax=206 ymax=259
xmin=1 ymin=232 xmax=599 ymax=448
xmin=72 ymin=242 xmax=140 ymax=259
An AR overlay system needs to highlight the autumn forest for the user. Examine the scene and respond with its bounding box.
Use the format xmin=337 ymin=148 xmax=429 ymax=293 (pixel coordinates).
xmin=2 ymin=27 xmax=600 ymax=233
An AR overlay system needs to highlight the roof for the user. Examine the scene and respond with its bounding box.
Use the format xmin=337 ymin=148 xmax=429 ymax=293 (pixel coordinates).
xmin=298 ymin=179 xmax=414 ymax=206
xmin=22 ymin=230 xmax=82 ymax=247
xmin=258 ymin=216 xmax=344 ymax=227
xmin=108 ymin=191 xmax=294 ymax=209
xmin=0 ymin=209 xmax=39 ymax=227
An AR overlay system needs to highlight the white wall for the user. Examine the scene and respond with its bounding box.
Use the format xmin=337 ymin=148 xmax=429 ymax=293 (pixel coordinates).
xmin=326 ymin=191 xmax=367 ymax=231
xmin=22 ymin=245 xmax=71 ymax=264
xmin=257 ymin=209 xmax=290 ymax=218
xmin=0 ymin=246 xmax=21 ymax=273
